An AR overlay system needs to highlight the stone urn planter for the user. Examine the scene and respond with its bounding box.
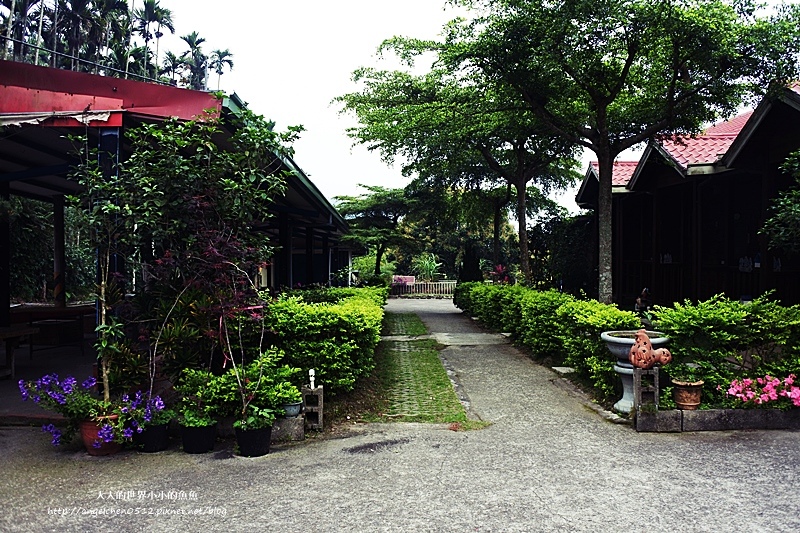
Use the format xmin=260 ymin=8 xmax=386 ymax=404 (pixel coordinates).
xmin=601 ymin=330 xmax=670 ymax=414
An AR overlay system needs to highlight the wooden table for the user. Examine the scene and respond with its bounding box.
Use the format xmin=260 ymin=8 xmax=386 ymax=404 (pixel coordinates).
xmin=0 ymin=325 xmax=39 ymax=379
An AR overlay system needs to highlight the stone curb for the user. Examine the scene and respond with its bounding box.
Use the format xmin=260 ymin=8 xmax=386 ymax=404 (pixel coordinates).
xmin=635 ymin=408 xmax=800 ymax=432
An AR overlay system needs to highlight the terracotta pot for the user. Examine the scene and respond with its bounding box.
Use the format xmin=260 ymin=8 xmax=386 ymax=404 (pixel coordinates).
xmin=673 ymin=380 xmax=704 ymax=410
xmin=79 ymin=416 xmax=123 ymax=456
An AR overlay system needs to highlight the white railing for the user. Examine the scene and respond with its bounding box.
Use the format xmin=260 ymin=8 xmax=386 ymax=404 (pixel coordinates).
xmin=390 ymin=280 xmax=457 ymax=297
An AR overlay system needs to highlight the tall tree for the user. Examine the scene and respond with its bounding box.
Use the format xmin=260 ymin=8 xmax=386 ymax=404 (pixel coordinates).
xmin=180 ymin=30 xmax=206 ymax=90
xmin=334 ymin=185 xmax=411 ymax=277
xmin=337 ymin=41 xmax=579 ymax=283
xmin=447 ymin=0 xmax=800 ymax=302
xmin=160 ymin=49 xmax=186 ymax=84
xmin=1 ymin=0 xmax=41 ymax=60
xmin=133 ymin=0 xmax=172 ymax=78
xmin=209 ymin=48 xmax=233 ymax=90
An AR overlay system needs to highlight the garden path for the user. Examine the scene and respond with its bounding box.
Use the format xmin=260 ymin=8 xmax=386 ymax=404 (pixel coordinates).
xmin=0 ymin=298 xmax=798 ymax=531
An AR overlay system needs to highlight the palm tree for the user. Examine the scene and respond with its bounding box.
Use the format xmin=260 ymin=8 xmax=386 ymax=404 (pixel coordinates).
xmin=209 ymin=48 xmax=233 ymax=90
xmin=59 ymin=0 xmax=100 ymax=70
xmin=93 ymin=0 xmax=130 ymax=67
xmin=2 ymin=0 xmax=19 ymax=60
xmin=180 ymin=31 xmax=206 ymax=90
xmin=2 ymin=0 xmax=43 ymax=61
xmin=133 ymin=0 xmax=171 ymax=79
xmin=151 ymin=2 xmax=172 ymax=76
xmin=160 ymin=49 xmax=186 ymax=85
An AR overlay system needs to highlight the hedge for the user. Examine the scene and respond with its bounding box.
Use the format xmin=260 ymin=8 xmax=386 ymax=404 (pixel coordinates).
xmin=455 ymin=283 xmax=800 ymax=409
xmin=264 ymin=288 xmax=384 ymax=396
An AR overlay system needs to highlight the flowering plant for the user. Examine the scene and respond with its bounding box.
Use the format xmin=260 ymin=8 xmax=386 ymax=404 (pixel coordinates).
xmin=117 ymin=390 xmax=175 ymax=439
xmin=18 ymin=373 xmax=124 ymax=447
xmin=725 ymin=374 xmax=800 ymax=409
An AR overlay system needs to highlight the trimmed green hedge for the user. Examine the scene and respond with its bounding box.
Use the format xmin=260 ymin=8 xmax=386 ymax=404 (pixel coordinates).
xmin=264 ymin=289 xmax=384 ymax=396
xmin=653 ymin=293 xmax=800 ymax=406
xmin=455 ymin=283 xmax=800 ymax=409
xmin=555 ymin=299 xmax=639 ymax=402
xmin=454 ymin=282 xmax=638 ymax=403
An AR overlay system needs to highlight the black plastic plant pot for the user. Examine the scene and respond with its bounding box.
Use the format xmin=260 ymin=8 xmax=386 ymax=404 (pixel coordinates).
xmin=181 ymin=423 xmax=217 ymax=454
xmin=235 ymin=426 xmax=272 ymax=457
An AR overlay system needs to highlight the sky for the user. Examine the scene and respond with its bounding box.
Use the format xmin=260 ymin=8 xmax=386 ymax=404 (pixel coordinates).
xmin=156 ymin=0 xmax=485 ymax=208
xmin=154 ymin=0 xmax=794 ymax=214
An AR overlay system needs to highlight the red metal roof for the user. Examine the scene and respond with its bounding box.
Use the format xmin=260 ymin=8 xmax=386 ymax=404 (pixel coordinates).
xmin=590 ymin=160 xmax=639 ymax=186
xmin=659 ymin=112 xmax=753 ymax=168
xmin=0 ymin=59 xmax=221 ymax=124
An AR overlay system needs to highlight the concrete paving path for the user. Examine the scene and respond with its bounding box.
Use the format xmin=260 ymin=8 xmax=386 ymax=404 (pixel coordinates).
xmin=1 ymin=298 xmax=798 ymax=532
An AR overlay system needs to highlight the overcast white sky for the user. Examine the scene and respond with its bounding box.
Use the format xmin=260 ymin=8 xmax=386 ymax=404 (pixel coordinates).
xmin=157 ymin=1 xmax=479 ymax=207
xmin=156 ymin=0 xmax=795 ymax=214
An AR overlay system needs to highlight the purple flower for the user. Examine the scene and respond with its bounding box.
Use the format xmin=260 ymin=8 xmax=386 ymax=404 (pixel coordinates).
xmin=19 ymin=380 xmax=29 ymax=401
xmin=97 ymin=423 xmax=115 ymax=443
xmin=42 ymin=424 xmax=62 ymax=446
xmin=47 ymin=391 xmax=67 ymax=405
xmin=81 ymin=377 xmax=97 ymax=390
xmin=122 ymin=428 xmax=134 ymax=439
xmin=62 ymin=377 xmax=77 ymax=394
xmin=153 ymin=396 xmax=165 ymax=411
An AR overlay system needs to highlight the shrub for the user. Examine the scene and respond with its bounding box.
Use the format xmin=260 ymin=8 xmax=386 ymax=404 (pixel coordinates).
xmin=653 ymin=293 xmax=800 ymax=406
xmin=453 ymin=281 xmax=482 ymax=315
xmin=518 ymin=290 xmax=575 ymax=361
xmin=264 ymin=291 xmax=383 ymax=395
xmin=556 ymin=299 xmax=640 ymax=403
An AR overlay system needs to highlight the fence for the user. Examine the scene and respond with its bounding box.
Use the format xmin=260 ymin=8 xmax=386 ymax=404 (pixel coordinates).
xmin=390 ymin=280 xmax=457 ymax=297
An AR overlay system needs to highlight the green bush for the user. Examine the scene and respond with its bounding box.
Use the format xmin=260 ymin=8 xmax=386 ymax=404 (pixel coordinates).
xmin=453 ymin=281 xmax=482 ymax=315
xmin=264 ymin=290 xmax=383 ymax=395
xmin=556 ymin=299 xmax=640 ymax=403
xmin=518 ymin=290 xmax=576 ymax=361
xmin=653 ymin=293 xmax=800 ymax=406
xmin=496 ymin=284 xmax=533 ymax=337
xmin=291 ymin=286 xmax=388 ymax=307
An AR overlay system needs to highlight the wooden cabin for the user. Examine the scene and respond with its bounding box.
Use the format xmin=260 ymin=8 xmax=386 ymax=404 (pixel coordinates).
xmin=577 ymin=88 xmax=800 ymax=308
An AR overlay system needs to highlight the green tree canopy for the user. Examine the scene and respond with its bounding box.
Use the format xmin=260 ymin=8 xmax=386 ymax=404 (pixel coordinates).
xmin=336 ymin=37 xmax=580 ymax=283
xmin=334 ymin=185 xmax=411 ymax=277
xmin=445 ymin=0 xmax=800 ymax=301
xmin=762 ymin=150 xmax=800 ymax=255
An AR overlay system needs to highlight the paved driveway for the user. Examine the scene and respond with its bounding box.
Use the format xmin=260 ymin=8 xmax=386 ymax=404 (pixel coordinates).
xmin=1 ymin=298 xmax=798 ymax=532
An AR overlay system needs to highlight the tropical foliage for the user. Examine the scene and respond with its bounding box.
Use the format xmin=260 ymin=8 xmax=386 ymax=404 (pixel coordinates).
xmin=0 ymin=0 xmax=231 ymax=89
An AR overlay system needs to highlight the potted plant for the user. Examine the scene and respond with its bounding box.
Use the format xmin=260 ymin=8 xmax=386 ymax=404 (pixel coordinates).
xmin=174 ymin=368 xmax=220 ymax=454
xmin=275 ymin=381 xmax=303 ymax=418
xmin=18 ymin=374 xmax=126 ymax=455
xmin=218 ymin=352 xmax=283 ymax=457
xmin=119 ymin=390 xmax=175 ymax=452
xmin=668 ymin=361 xmax=705 ymax=410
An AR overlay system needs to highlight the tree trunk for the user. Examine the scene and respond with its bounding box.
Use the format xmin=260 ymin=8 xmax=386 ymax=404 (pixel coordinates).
xmin=374 ymin=243 xmax=385 ymax=276
xmin=596 ymin=150 xmax=614 ymax=304
xmin=515 ymin=179 xmax=532 ymax=284
xmin=3 ymin=0 xmax=16 ymax=60
xmin=492 ymin=198 xmax=501 ymax=266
